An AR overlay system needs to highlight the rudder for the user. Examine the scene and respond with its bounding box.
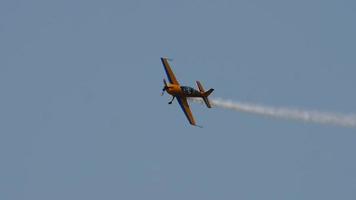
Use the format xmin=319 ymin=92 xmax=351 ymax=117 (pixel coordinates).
xmin=196 ymin=81 xmax=214 ymax=108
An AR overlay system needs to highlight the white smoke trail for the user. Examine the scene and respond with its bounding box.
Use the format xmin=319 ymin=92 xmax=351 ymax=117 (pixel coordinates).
xmin=191 ymin=98 xmax=356 ymax=128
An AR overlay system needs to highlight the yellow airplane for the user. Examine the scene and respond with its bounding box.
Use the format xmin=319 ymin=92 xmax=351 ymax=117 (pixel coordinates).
xmin=160 ymin=57 xmax=214 ymax=126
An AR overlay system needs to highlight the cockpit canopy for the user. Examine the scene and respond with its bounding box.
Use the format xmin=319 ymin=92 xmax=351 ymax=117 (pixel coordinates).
xmin=181 ymin=86 xmax=200 ymax=95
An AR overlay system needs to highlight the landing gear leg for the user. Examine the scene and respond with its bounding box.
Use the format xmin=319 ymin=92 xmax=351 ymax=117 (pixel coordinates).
xmin=168 ymin=96 xmax=175 ymax=104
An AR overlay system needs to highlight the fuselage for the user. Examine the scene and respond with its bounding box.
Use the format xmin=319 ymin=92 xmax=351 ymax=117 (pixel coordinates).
xmin=166 ymin=84 xmax=203 ymax=97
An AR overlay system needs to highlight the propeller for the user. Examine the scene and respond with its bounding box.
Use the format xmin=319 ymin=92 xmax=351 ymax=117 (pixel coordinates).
xmin=163 ymin=78 xmax=168 ymax=87
xmin=161 ymin=79 xmax=168 ymax=96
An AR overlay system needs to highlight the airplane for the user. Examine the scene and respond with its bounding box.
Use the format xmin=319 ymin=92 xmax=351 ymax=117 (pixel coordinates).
xmin=160 ymin=57 xmax=214 ymax=127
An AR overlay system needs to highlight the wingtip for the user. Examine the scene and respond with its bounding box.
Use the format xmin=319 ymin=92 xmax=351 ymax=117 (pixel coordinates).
xmin=161 ymin=57 xmax=173 ymax=61
xmin=192 ymin=124 xmax=203 ymax=128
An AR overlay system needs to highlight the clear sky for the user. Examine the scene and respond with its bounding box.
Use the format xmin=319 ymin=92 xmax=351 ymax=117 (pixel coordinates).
xmin=1 ymin=0 xmax=356 ymax=199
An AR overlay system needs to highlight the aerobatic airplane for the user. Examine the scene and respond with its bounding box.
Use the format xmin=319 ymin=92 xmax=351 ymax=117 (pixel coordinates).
xmin=160 ymin=57 xmax=214 ymax=126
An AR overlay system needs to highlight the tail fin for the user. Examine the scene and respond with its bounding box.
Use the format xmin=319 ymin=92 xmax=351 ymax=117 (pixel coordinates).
xmin=204 ymin=88 xmax=214 ymax=97
xmin=196 ymin=81 xmax=214 ymax=108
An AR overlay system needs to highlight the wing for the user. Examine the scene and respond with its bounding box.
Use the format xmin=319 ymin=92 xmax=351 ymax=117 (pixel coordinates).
xmin=176 ymin=96 xmax=196 ymax=126
xmin=161 ymin=57 xmax=179 ymax=85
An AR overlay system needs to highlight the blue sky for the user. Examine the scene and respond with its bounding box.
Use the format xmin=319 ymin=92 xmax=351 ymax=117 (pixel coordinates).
xmin=1 ymin=0 xmax=356 ymax=199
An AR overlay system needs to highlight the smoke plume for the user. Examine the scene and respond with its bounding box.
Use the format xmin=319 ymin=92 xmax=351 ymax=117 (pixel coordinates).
xmin=191 ymin=98 xmax=356 ymax=128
